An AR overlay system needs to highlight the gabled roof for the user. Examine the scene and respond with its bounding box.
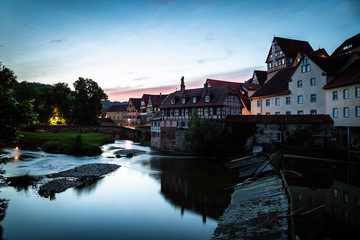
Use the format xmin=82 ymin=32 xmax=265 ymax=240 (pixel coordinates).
xmin=250 ymin=67 xmax=296 ymax=98
xmin=308 ymin=48 xmax=329 ymax=58
xmin=307 ymin=53 xmax=353 ymax=75
xmin=253 ymin=70 xmax=267 ymax=85
xmin=225 ymin=114 xmax=334 ymax=124
xmin=106 ymin=104 xmax=127 ymax=112
xmin=332 ymin=33 xmax=360 ymax=56
xmin=207 ymin=78 xmax=241 ymax=90
xmin=323 ymin=59 xmax=360 ymax=89
xmin=160 ymin=85 xmax=240 ymax=109
xmin=149 ymin=94 xmax=168 ymax=107
xmin=129 ymin=98 xmax=141 ymax=110
xmin=266 ymin=37 xmax=314 ymax=62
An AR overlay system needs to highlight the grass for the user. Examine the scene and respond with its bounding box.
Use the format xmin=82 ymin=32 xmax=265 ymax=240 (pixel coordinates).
xmin=20 ymin=131 xmax=114 ymax=156
xmin=7 ymin=172 xmax=42 ymax=191
xmin=20 ymin=131 xmax=112 ymax=145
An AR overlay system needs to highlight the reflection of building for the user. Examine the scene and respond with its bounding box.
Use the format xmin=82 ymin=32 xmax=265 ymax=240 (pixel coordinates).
xmin=288 ymin=177 xmax=360 ymax=239
xmin=149 ymin=156 xmax=239 ymax=222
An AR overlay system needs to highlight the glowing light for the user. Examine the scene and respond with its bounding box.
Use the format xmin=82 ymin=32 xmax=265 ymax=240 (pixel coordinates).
xmin=13 ymin=146 xmax=20 ymax=161
xmin=49 ymin=107 xmax=67 ymax=125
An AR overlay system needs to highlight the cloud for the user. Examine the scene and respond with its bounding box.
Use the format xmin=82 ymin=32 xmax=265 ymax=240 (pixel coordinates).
xmin=133 ymin=76 xmax=150 ymax=81
xmin=149 ymin=0 xmax=176 ymax=6
xmin=49 ymin=39 xmax=65 ymax=44
xmin=197 ymin=50 xmax=232 ymax=64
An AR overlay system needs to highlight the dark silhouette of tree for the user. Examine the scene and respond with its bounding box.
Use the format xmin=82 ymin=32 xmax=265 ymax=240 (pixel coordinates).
xmin=0 ymin=64 xmax=37 ymax=147
xmin=72 ymin=77 xmax=107 ymax=125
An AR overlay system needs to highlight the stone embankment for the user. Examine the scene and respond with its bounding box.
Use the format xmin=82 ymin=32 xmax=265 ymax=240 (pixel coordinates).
xmin=213 ymin=153 xmax=290 ymax=239
xmin=39 ymin=163 xmax=120 ymax=198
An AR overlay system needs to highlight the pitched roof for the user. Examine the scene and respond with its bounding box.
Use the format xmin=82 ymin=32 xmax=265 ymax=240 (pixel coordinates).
xmin=332 ymin=33 xmax=360 ymax=56
xmin=106 ymin=104 xmax=127 ymax=112
xmin=250 ymin=67 xmax=296 ymax=98
xmin=308 ymin=48 xmax=329 ymax=58
xmin=253 ymin=70 xmax=267 ymax=85
xmin=307 ymin=53 xmax=353 ymax=75
xmin=266 ymin=37 xmax=314 ymax=62
xmin=129 ymin=98 xmax=141 ymax=109
xmin=149 ymin=94 xmax=168 ymax=107
xmin=160 ymin=85 xmax=240 ymax=109
xmin=225 ymin=114 xmax=334 ymax=124
xmin=323 ymin=59 xmax=360 ymax=89
xmin=207 ymin=79 xmax=241 ymax=90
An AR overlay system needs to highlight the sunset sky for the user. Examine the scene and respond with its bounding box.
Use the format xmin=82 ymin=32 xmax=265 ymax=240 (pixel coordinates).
xmin=1 ymin=0 xmax=359 ymax=101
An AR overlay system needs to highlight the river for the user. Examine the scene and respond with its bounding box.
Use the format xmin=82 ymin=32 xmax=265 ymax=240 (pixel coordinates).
xmin=0 ymin=140 xmax=239 ymax=240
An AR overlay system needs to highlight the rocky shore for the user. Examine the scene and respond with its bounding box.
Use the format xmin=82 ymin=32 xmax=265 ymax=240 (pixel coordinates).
xmin=39 ymin=163 xmax=120 ymax=199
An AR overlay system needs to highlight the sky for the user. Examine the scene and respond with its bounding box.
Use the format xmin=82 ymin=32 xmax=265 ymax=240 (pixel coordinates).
xmin=1 ymin=0 xmax=359 ymax=101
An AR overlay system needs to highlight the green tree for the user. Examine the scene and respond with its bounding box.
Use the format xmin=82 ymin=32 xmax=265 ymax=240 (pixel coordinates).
xmin=72 ymin=77 xmax=107 ymax=125
xmin=185 ymin=112 xmax=228 ymax=156
xmin=0 ymin=64 xmax=37 ymax=147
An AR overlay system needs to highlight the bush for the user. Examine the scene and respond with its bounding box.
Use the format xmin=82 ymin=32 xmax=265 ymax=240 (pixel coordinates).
xmin=42 ymin=135 xmax=102 ymax=156
xmin=7 ymin=172 xmax=41 ymax=191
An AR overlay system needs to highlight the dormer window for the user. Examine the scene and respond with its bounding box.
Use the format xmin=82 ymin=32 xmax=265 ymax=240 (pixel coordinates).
xmin=205 ymin=96 xmax=210 ymax=102
xmin=192 ymin=97 xmax=197 ymax=103
xmin=171 ymin=98 xmax=175 ymax=104
xmin=182 ymin=98 xmax=186 ymax=104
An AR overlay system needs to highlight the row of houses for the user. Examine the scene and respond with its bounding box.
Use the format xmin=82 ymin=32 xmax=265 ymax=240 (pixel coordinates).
xmin=105 ymin=33 xmax=360 ymax=152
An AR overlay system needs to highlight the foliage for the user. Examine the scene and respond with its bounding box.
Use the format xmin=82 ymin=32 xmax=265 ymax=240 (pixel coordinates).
xmin=72 ymin=77 xmax=107 ymax=125
xmin=42 ymin=134 xmax=102 ymax=156
xmin=185 ymin=113 xmax=229 ymax=156
xmin=7 ymin=172 xmax=42 ymax=191
xmin=185 ymin=112 xmax=257 ymax=157
xmin=20 ymin=131 xmax=112 ymax=145
xmin=0 ymin=64 xmax=37 ymax=148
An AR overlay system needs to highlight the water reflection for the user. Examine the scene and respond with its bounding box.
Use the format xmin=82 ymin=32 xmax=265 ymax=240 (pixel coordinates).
xmin=285 ymin=157 xmax=360 ymax=239
xmin=146 ymin=156 xmax=239 ymax=221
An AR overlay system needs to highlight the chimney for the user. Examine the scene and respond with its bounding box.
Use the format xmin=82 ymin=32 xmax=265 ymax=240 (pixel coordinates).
xmin=180 ymin=76 xmax=185 ymax=94
xmin=204 ymin=82 xmax=208 ymax=92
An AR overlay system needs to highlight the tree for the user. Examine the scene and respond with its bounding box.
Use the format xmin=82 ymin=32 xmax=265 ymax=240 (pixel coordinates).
xmin=72 ymin=77 xmax=107 ymax=125
xmin=185 ymin=112 xmax=229 ymax=156
xmin=0 ymin=64 xmax=37 ymax=147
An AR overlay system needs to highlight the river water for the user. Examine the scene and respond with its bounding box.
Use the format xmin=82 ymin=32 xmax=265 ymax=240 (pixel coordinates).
xmin=0 ymin=140 xmax=239 ymax=240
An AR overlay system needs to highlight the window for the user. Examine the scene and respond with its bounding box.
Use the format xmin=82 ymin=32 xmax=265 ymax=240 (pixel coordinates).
xmin=171 ymin=98 xmax=175 ymax=104
xmin=343 ymin=192 xmax=349 ymax=203
xmin=297 ymin=193 xmax=303 ymax=202
xmin=344 ymin=107 xmax=349 ymax=118
xmin=213 ymin=107 xmax=217 ymax=116
xmin=205 ymin=95 xmax=210 ymax=102
xmin=286 ymin=97 xmax=291 ymax=105
xmin=310 ymin=94 xmax=316 ymax=103
xmin=268 ymin=63 xmax=272 ymax=69
xmin=333 ymin=108 xmax=338 ymax=118
xmin=297 ymin=80 xmax=302 ymax=88
xmin=333 ymin=91 xmax=338 ymax=100
xmin=281 ymin=58 xmax=285 ymax=65
xmin=356 ymin=106 xmax=360 ymax=117
xmin=286 ymin=111 xmax=291 ymax=115
xmin=257 ymin=100 xmax=261 ymax=107
xmin=275 ymin=98 xmax=280 ymax=106
xmin=343 ymin=211 xmax=349 ymax=221
xmin=298 ymin=95 xmax=303 ymax=104
xmin=311 ymin=197 xmax=316 ymax=206
xmin=333 ymin=188 xmax=338 ymax=198
xmin=301 ymin=58 xmax=310 ymax=73
xmin=343 ymin=89 xmax=349 ymax=99
xmin=275 ymin=112 xmax=280 ymax=115
xmin=266 ymin=99 xmax=270 ymax=106
xmin=170 ymin=109 xmax=174 ymax=117
xmin=266 ymin=112 xmax=270 ymax=115
xmin=178 ymin=109 xmax=182 ymax=116
xmin=185 ymin=108 xmax=189 ymax=116
xmin=356 ymin=87 xmax=360 ymax=98
xmin=225 ymin=107 xmax=230 ymax=116
xmin=192 ymin=97 xmax=197 ymax=103
xmin=310 ymin=78 xmax=316 ymax=86
xmin=310 ymin=110 xmax=317 ymax=115
xmin=182 ymin=98 xmax=186 ymax=104
xmin=204 ymin=107 xmax=209 ymax=116
xmin=298 ymin=110 xmax=303 ymax=115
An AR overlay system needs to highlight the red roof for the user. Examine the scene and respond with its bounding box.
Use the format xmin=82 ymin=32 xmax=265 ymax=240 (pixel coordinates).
xmin=207 ymin=79 xmax=241 ymax=90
